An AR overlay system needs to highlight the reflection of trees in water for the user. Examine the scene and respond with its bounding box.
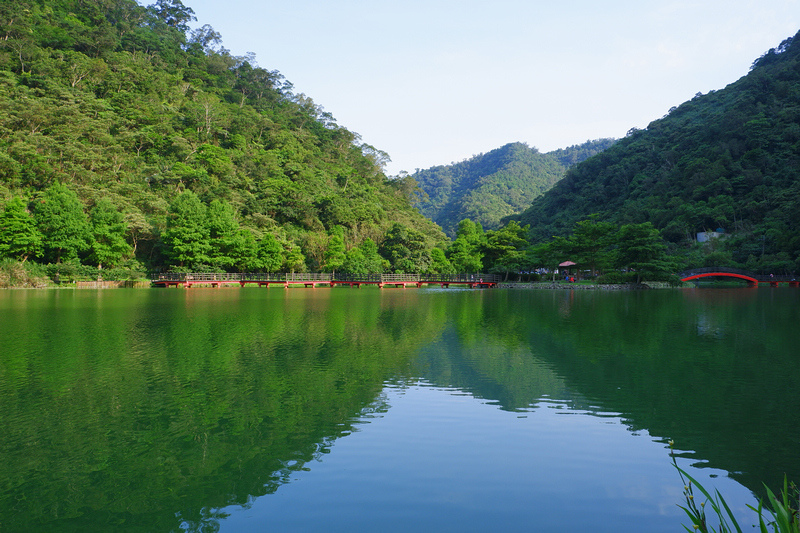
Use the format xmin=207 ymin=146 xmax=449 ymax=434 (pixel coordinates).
xmin=0 ymin=290 xmax=435 ymax=532
xmin=464 ymin=289 xmax=800 ymax=498
xmin=401 ymin=288 xmax=799 ymax=500
xmin=1 ymin=288 xmax=797 ymax=529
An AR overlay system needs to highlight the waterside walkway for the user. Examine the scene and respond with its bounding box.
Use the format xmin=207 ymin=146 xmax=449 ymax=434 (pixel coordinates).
xmin=152 ymin=273 xmax=501 ymax=289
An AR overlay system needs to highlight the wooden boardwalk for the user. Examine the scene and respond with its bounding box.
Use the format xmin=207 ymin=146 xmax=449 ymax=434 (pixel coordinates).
xmin=151 ymin=273 xmax=501 ymax=289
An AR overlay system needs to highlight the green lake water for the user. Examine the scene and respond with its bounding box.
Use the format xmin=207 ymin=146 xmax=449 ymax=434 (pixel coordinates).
xmin=1 ymin=286 xmax=798 ymax=532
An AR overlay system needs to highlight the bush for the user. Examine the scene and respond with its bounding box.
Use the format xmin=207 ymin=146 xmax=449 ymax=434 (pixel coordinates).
xmin=43 ymin=260 xmax=149 ymax=283
xmin=0 ymin=259 xmax=50 ymax=288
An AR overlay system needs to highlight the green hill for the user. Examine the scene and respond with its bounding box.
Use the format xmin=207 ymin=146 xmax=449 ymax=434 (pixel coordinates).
xmin=412 ymin=140 xmax=615 ymax=236
xmin=514 ymin=31 xmax=800 ymax=272
xmin=0 ymin=0 xmax=445 ymax=276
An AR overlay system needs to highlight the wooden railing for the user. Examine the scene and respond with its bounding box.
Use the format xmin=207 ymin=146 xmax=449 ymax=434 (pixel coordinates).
xmin=151 ymin=272 xmax=503 ymax=283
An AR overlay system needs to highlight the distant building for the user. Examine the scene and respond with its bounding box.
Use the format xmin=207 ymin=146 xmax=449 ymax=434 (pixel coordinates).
xmin=697 ymin=228 xmax=725 ymax=243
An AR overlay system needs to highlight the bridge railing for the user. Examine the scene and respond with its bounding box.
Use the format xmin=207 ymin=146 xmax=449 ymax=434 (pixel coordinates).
xmin=420 ymin=273 xmax=502 ymax=283
xmin=152 ymin=272 xmax=503 ymax=283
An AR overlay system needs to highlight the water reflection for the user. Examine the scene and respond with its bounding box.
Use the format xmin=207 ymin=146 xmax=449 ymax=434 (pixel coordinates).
xmin=0 ymin=287 xmax=798 ymax=531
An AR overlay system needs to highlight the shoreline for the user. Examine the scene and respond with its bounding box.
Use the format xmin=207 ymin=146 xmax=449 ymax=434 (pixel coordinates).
xmin=497 ymin=281 xmax=660 ymax=290
xmin=2 ymin=280 xmax=674 ymax=290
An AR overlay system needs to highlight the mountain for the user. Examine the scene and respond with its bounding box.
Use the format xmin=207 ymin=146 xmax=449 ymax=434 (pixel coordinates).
xmin=412 ymin=139 xmax=615 ymax=236
xmin=0 ymin=0 xmax=445 ymax=274
xmin=514 ymin=30 xmax=800 ymax=272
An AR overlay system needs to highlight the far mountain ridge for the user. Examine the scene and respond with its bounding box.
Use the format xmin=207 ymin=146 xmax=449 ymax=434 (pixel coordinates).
xmin=412 ymin=139 xmax=616 ymax=236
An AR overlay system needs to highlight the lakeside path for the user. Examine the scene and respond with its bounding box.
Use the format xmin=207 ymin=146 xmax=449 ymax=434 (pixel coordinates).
xmin=497 ymin=282 xmax=671 ymax=290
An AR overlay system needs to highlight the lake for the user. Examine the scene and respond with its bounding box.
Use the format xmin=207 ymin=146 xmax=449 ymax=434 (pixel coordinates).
xmin=1 ymin=286 xmax=798 ymax=532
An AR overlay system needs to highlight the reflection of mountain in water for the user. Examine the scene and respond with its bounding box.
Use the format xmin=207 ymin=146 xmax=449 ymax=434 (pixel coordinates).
xmin=411 ymin=326 xmax=594 ymax=413
xmin=411 ymin=288 xmax=800 ymax=499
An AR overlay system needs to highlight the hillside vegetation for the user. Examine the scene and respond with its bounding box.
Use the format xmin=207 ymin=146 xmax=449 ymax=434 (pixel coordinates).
xmin=0 ymin=0 xmax=445 ymax=278
xmin=412 ymin=139 xmax=615 ymax=236
xmin=514 ymin=30 xmax=800 ymax=273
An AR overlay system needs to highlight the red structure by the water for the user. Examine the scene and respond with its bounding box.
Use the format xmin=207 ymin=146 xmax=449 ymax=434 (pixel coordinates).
xmin=679 ymin=267 xmax=799 ymax=287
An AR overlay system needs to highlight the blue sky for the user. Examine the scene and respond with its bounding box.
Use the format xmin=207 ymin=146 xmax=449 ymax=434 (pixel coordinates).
xmin=185 ymin=0 xmax=799 ymax=175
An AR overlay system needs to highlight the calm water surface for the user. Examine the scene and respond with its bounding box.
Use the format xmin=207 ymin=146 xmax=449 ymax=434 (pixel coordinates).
xmin=0 ymin=286 xmax=798 ymax=532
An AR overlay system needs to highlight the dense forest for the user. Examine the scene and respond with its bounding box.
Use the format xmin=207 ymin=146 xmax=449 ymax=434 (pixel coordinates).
xmin=412 ymin=139 xmax=615 ymax=236
xmin=0 ymin=0 xmax=447 ymax=280
xmin=513 ymin=30 xmax=800 ymax=274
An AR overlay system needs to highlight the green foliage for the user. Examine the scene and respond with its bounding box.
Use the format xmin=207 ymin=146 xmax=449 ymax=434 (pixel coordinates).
xmin=481 ymin=220 xmax=530 ymax=279
xmin=89 ymin=197 xmax=132 ymax=268
xmin=282 ymin=241 xmax=306 ymax=273
xmin=413 ymin=140 xmax=615 ymax=236
xmin=570 ymin=217 xmax=617 ymax=276
xmin=206 ymin=198 xmax=240 ymax=270
xmin=323 ymin=226 xmax=346 ymax=273
xmin=446 ymin=219 xmax=485 ymax=273
xmin=379 ymin=223 xmax=430 ymax=273
xmin=342 ymin=238 xmax=386 ymax=274
xmin=426 ymin=247 xmax=454 ymax=276
xmin=615 ymin=222 xmax=678 ymax=284
xmin=34 ymin=183 xmax=92 ymax=263
xmin=257 ymin=233 xmax=284 ymax=272
xmin=675 ymin=464 xmax=744 ymax=533
xmin=162 ymin=190 xmax=211 ymax=269
xmin=751 ymin=478 xmax=800 ymax=533
xmin=0 ymin=258 xmax=49 ymax=288
xmin=0 ymin=197 xmax=44 ymax=262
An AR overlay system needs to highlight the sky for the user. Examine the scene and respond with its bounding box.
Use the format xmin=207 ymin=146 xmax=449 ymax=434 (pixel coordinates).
xmin=184 ymin=0 xmax=800 ymax=175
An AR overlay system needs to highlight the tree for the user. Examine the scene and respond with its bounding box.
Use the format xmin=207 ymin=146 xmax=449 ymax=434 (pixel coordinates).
xmin=0 ymin=197 xmax=43 ymax=262
xmin=282 ymin=241 xmax=306 ymax=273
xmin=342 ymin=238 xmax=386 ymax=274
xmin=206 ymin=199 xmax=240 ymax=271
xmin=456 ymin=219 xmax=485 ymax=247
xmin=379 ymin=223 xmax=430 ymax=273
xmin=530 ymin=236 xmax=572 ymax=281
xmin=570 ymin=217 xmax=616 ymax=276
xmin=34 ymin=183 xmax=92 ymax=263
xmin=482 ymin=220 xmax=530 ymax=280
xmin=257 ymin=233 xmax=284 ymax=272
xmin=426 ymin=247 xmax=454 ymax=276
xmin=615 ymin=222 xmax=677 ymax=284
xmin=230 ymin=229 xmax=260 ymax=272
xmin=162 ymin=190 xmax=211 ymax=269
xmin=358 ymin=238 xmax=386 ymax=273
xmin=447 ymin=236 xmax=483 ymax=273
xmin=446 ymin=219 xmax=486 ymax=273
xmin=89 ymin=198 xmax=132 ymax=269
xmin=150 ymin=0 xmax=196 ymax=32
xmin=323 ymin=226 xmax=346 ymax=273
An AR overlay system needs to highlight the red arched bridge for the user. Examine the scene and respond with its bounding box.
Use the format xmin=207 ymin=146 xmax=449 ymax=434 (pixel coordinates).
xmin=680 ymin=267 xmax=799 ymax=287
xmin=151 ymin=272 xmax=501 ymax=289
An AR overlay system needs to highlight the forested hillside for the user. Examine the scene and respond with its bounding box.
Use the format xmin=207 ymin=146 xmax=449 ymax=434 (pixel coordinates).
xmin=0 ymin=0 xmax=445 ymax=278
xmin=514 ymin=31 xmax=800 ymax=273
xmin=412 ymin=139 xmax=615 ymax=236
